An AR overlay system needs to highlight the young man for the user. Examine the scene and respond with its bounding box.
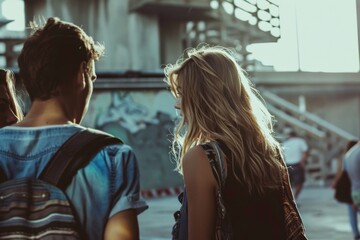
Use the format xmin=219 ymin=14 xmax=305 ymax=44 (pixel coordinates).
xmin=0 ymin=17 xmax=147 ymax=239
xmin=282 ymin=129 xmax=308 ymax=200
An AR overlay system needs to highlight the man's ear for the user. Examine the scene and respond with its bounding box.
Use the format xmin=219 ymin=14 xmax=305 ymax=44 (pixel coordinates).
xmin=80 ymin=61 xmax=87 ymax=73
xmin=77 ymin=61 xmax=87 ymax=89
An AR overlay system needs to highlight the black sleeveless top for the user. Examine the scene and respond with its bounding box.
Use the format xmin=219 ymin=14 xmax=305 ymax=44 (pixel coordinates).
xmin=223 ymin=173 xmax=285 ymax=239
xmin=219 ymin=143 xmax=286 ymax=240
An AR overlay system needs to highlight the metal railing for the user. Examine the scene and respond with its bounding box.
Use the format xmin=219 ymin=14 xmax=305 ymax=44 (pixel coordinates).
xmin=262 ymin=90 xmax=358 ymax=141
xmin=261 ymin=89 xmax=358 ymax=186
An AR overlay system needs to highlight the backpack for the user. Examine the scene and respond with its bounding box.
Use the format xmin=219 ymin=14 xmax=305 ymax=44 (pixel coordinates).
xmin=0 ymin=128 xmax=122 ymax=239
xmin=334 ymin=170 xmax=353 ymax=204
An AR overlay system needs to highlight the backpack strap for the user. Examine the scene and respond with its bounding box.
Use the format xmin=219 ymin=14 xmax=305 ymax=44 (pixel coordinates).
xmin=0 ymin=168 xmax=6 ymax=183
xmin=39 ymin=128 xmax=123 ymax=190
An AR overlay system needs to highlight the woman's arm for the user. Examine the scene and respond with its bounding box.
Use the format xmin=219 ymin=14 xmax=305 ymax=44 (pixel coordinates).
xmin=104 ymin=209 xmax=139 ymax=240
xmin=183 ymin=145 xmax=218 ymax=240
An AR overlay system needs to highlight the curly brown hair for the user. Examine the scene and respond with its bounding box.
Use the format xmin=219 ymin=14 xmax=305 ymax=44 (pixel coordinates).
xmin=18 ymin=17 xmax=104 ymax=101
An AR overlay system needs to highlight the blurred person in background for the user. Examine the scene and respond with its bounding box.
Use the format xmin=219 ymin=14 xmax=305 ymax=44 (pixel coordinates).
xmin=282 ymin=129 xmax=308 ymax=200
xmin=0 ymin=68 xmax=23 ymax=127
xmin=165 ymin=45 xmax=307 ymax=240
xmin=333 ymin=140 xmax=360 ymax=240
xmin=343 ymin=140 xmax=360 ymax=240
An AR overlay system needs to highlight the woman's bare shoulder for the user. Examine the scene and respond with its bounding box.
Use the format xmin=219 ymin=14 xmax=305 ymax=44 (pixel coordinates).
xmin=183 ymin=145 xmax=217 ymax=189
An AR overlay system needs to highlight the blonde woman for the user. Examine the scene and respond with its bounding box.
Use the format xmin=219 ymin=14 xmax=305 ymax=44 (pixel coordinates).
xmin=165 ymin=46 xmax=306 ymax=240
xmin=0 ymin=69 xmax=23 ymax=127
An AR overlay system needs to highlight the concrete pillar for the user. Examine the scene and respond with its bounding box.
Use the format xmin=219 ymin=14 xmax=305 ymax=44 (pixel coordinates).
xmin=159 ymin=20 xmax=183 ymax=66
xmin=128 ymin=13 xmax=160 ymax=71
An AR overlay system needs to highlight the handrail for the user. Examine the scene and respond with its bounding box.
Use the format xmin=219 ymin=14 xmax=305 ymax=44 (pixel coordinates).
xmin=261 ymin=90 xmax=358 ymax=140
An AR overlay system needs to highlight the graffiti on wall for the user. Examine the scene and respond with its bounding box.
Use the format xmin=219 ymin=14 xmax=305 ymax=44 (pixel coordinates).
xmin=83 ymin=90 xmax=182 ymax=189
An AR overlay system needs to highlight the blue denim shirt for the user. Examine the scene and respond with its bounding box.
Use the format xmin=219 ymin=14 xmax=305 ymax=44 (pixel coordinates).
xmin=0 ymin=124 xmax=148 ymax=239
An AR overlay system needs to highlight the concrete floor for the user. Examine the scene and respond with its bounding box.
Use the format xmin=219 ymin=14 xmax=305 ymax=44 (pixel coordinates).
xmin=138 ymin=187 xmax=356 ymax=240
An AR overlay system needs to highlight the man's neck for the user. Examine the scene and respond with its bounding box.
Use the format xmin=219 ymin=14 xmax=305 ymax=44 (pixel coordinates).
xmin=15 ymin=98 xmax=77 ymax=127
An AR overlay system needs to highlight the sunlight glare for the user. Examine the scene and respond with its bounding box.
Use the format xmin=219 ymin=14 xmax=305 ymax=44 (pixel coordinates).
xmin=1 ymin=0 xmax=25 ymax=31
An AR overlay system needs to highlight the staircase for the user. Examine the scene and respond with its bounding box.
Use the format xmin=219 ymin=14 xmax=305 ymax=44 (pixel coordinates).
xmin=180 ymin=0 xmax=280 ymax=71
xmin=260 ymin=89 xmax=358 ymax=186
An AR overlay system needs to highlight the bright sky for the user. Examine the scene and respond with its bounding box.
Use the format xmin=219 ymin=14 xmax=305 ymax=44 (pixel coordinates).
xmin=1 ymin=0 xmax=359 ymax=72
xmin=248 ymin=0 xmax=359 ymax=72
xmin=1 ymin=0 xmax=24 ymax=31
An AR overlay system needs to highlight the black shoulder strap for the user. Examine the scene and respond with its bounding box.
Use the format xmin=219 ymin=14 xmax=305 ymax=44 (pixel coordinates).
xmin=201 ymin=143 xmax=225 ymax=189
xmin=39 ymin=128 xmax=123 ymax=190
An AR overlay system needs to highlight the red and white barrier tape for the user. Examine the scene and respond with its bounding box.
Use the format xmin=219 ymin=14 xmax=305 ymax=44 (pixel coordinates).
xmin=141 ymin=186 xmax=183 ymax=198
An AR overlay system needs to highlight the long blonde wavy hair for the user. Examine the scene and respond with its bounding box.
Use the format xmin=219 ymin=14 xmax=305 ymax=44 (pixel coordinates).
xmin=0 ymin=69 xmax=24 ymax=125
xmin=164 ymin=45 xmax=285 ymax=195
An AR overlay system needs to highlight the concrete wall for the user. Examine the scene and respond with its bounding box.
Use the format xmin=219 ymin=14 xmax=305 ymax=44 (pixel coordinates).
xmin=81 ymin=88 xmax=183 ymax=189
xmin=24 ymin=0 xmax=161 ymax=71
xmin=308 ymin=95 xmax=360 ymax=137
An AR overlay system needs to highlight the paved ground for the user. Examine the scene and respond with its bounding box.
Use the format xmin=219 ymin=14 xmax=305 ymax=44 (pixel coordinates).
xmin=138 ymin=186 xmax=356 ymax=240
